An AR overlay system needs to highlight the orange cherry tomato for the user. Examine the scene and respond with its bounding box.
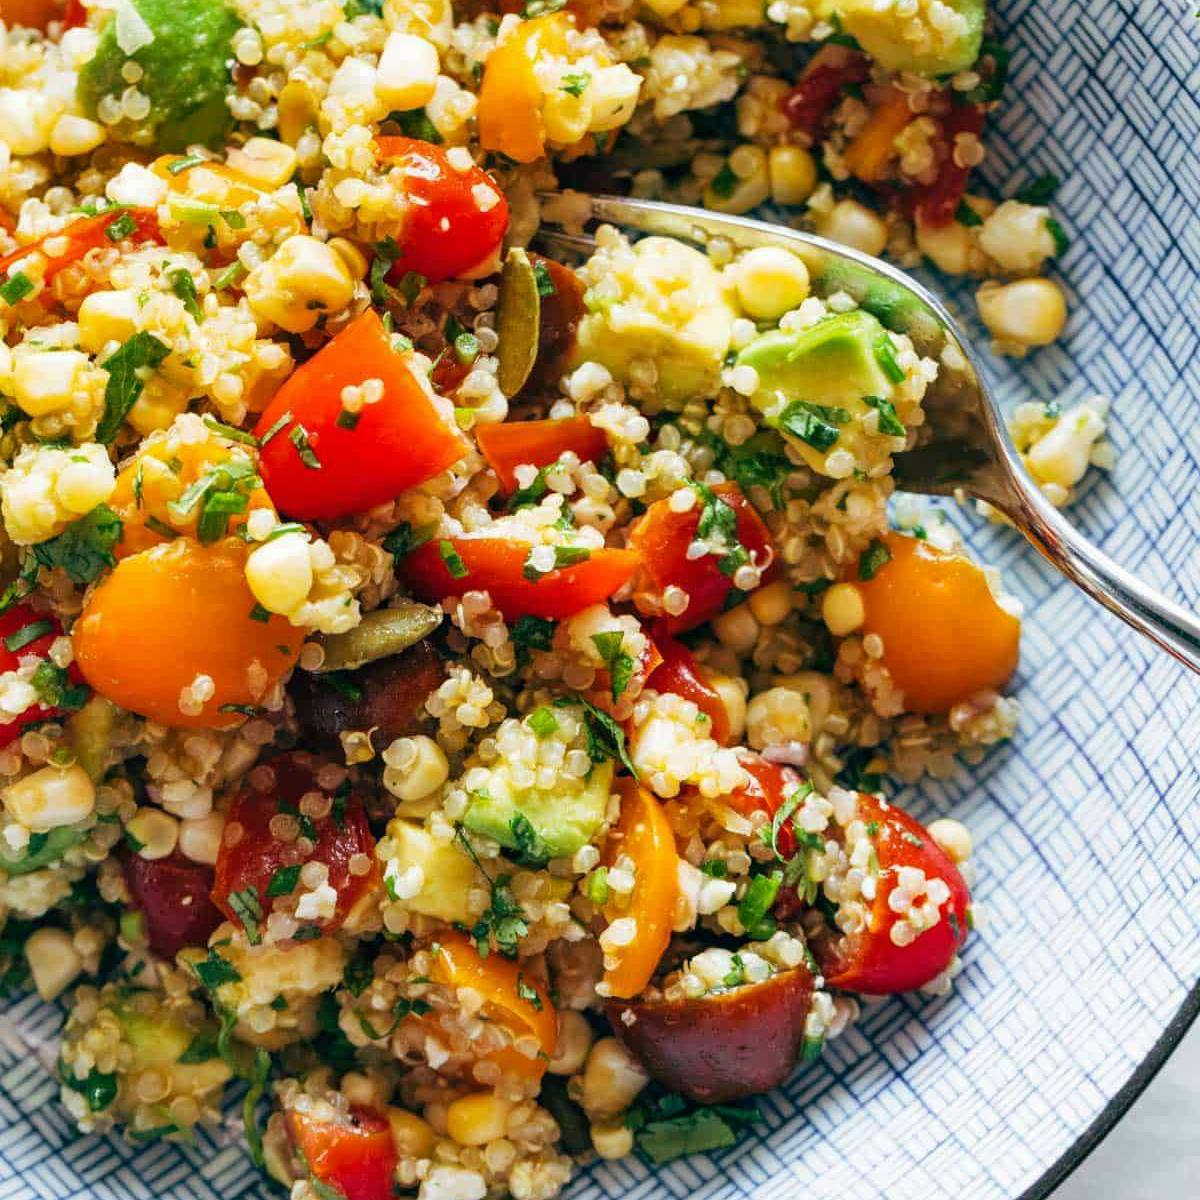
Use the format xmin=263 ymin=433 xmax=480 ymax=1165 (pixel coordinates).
xmin=601 ymin=780 xmax=680 ymax=1000
xmin=375 ymin=137 xmax=509 ymax=282
xmin=627 ymin=482 xmax=777 ymax=634
xmin=855 ymin=531 xmax=1020 ymax=713
xmin=0 ymin=0 xmax=64 ymax=30
xmin=254 ymin=310 xmax=466 ymax=521
xmin=0 ymin=604 xmax=84 ymax=746
xmin=812 ymin=793 xmax=970 ymax=995
xmin=212 ymin=752 xmax=380 ymax=938
xmin=109 ymin=440 xmax=275 ymax=558
xmin=402 ymin=536 xmax=639 ymax=621
xmin=475 ymin=417 xmax=608 ymax=494
xmin=72 ymin=537 xmax=304 ymax=729
xmin=476 ymin=13 xmax=572 ymax=164
xmin=646 ymin=626 xmax=731 ymax=744
xmin=285 ymin=1106 xmax=397 ymax=1200
xmin=0 ymin=208 xmax=162 ymax=285
xmin=420 ymin=930 xmax=557 ymax=1080
xmin=843 ymin=86 xmax=913 ymax=183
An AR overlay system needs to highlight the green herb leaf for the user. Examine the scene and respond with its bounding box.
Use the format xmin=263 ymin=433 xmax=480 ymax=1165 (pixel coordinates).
xmin=227 ymin=887 xmax=263 ymax=945
xmin=192 ymin=947 xmax=242 ymax=992
xmin=439 ymin=539 xmax=469 ymax=579
xmin=0 ymin=271 xmax=33 ymax=306
xmin=31 ymin=661 xmax=89 ymax=710
xmin=511 ymin=615 xmax=556 ymax=651
xmin=559 ymin=71 xmax=591 ymax=97
xmin=778 ymin=400 xmax=849 ymax=453
xmin=104 ymin=212 xmax=136 ymax=242
xmin=709 ymin=163 xmax=738 ymax=199
xmin=737 ymin=871 xmax=781 ymax=938
xmin=60 ymin=1064 xmax=118 ymax=1112
xmin=266 ymin=864 xmax=302 ymax=897
xmin=4 ymin=619 xmax=53 ymax=652
xmin=864 ymin=394 xmax=905 ymax=437
xmin=31 ymin=504 xmax=122 ymax=584
xmin=858 ymin=537 xmax=892 ymax=581
xmin=370 ymin=236 xmax=400 ymax=305
xmin=96 ymin=332 xmax=171 ymax=442
xmin=954 ymin=199 xmax=983 ymax=227
xmin=516 ymin=974 xmax=543 ymax=1010
xmin=169 ymin=268 xmax=204 ymax=321
xmin=178 ymin=1030 xmax=220 ymax=1063
xmin=873 ymin=333 xmax=906 ymax=384
xmin=1014 ymin=173 xmax=1060 ymax=206
xmin=533 ymin=260 xmax=556 ymax=296
xmin=390 ymin=107 xmax=443 ymax=144
xmin=573 ymin=696 xmax=638 ymax=779
xmin=521 ymin=544 xmax=591 ymax=581
xmin=591 ymin=630 xmax=634 ymax=701
xmin=1045 ymin=216 xmax=1070 ymax=257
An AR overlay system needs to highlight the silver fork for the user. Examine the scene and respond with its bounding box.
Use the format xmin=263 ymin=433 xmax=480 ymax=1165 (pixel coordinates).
xmin=535 ymin=193 xmax=1200 ymax=675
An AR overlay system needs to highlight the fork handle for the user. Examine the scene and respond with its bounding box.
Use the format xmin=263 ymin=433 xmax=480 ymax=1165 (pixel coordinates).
xmin=1004 ymin=486 xmax=1200 ymax=674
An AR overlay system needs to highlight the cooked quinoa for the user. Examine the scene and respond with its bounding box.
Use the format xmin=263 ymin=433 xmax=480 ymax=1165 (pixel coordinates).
xmin=0 ymin=0 xmax=1094 ymax=1192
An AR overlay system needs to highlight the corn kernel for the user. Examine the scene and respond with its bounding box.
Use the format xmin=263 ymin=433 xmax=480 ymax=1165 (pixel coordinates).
xmin=818 ymin=199 xmax=888 ymax=257
xmin=591 ymin=1121 xmax=635 ymax=1160
xmin=328 ymin=237 xmax=369 ymax=281
xmin=178 ymin=812 xmax=225 ymax=865
xmin=734 ymin=246 xmax=811 ymax=321
xmin=976 ymin=278 xmax=1067 ymax=350
xmin=768 ymin=145 xmax=818 ymax=206
xmin=388 ymin=1107 xmax=438 ymax=1159
xmin=706 ymin=670 xmax=747 ymax=742
xmin=927 ymin=818 xmax=973 ymax=864
xmin=12 ymin=350 xmax=88 ymax=417
xmin=548 ymin=1009 xmax=594 ymax=1075
xmin=822 ymin=581 xmax=865 ymax=636
xmin=49 ymin=114 xmax=107 ymax=157
xmin=78 ymin=290 xmax=140 ymax=353
xmin=244 ymin=235 xmax=356 ymax=334
xmin=244 ymin=531 xmax=314 ymax=616
xmin=376 ymin=32 xmax=440 ymax=112
xmin=126 ymin=807 xmax=179 ymax=860
xmin=445 ymin=1092 xmax=514 ymax=1147
xmin=4 ymin=763 xmax=95 ymax=830
xmin=226 ymin=137 xmax=298 ymax=190
xmin=382 ymin=734 xmax=448 ymax=802
xmin=704 ymin=147 xmax=770 ymax=216
xmin=579 ymin=1037 xmax=649 ymax=1119
xmin=24 ymin=927 xmax=82 ymax=1001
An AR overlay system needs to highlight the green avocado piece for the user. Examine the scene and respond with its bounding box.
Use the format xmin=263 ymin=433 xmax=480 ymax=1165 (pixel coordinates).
xmin=0 ymin=826 xmax=83 ymax=876
xmin=464 ymin=759 xmax=613 ymax=861
xmin=115 ymin=1003 xmax=233 ymax=1092
xmin=77 ymin=0 xmax=241 ymax=153
xmin=820 ymin=0 xmax=985 ymax=76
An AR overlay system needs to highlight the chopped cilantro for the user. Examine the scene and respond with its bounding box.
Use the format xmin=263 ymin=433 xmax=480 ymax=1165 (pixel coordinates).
xmin=709 ymin=163 xmax=738 ymax=199
xmin=381 ymin=520 xmax=436 ymax=558
xmin=858 ymin=537 xmax=892 ymax=581
xmin=31 ymin=504 xmax=122 ymax=584
xmin=192 ymin=947 xmax=241 ymax=992
xmin=778 ymin=400 xmax=849 ymax=453
xmin=0 ymin=271 xmax=33 ymax=306
xmin=370 ymin=236 xmax=400 ymax=305
xmin=864 ymin=394 xmax=906 ymax=436
xmin=954 ymin=199 xmax=983 ymax=227
xmin=559 ymin=71 xmax=591 ymax=97
xmin=227 ymin=887 xmax=263 ymax=945
xmin=1045 ymin=216 xmax=1070 ymax=257
xmin=169 ymin=268 xmax=204 ymax=321
xmin=1014 ymin=173 xmax=1060 ymax=206
xmin=873 ymin=333 xmax=906 ymax=384
xmin=511 ymin=614 xmax=556 ymax=651
xmin=390 ymin=107 xmax=443 ymax=144
xmin=96 ymin=332 xmax=171 ymax=442
xmin=591 ymin=630 xmax=635 ymax=701
xmin=516 ymin=975 xmax=543 ymax=1010
xmin=266 ymin=864 xmax=302 ymax=897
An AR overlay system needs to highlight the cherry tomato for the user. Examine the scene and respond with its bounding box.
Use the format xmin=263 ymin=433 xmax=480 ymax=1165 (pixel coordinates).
xmin=601 ymin=780 xmax=679 ymax=999
xmin=854 ymin=531 xmax=1020 ymax=713
xmin=0 ymin=605 xmax=82 ymax=747
xmin=121 ymin=851 xmax=224 ymax=959
xmin=109 ymin=439 xmax=275 ymax=559
xmin=72 ymin=537 xmax=305 ymax=729
xmin=903 ymin=102 xmax=986 ymax=227
xmin=843 ymin=86 xmax=913 ymax=183
xmin=526 ymin=254 xmax=586 ymax=388
xmin=476 ymin=14 xmax=572 ymax=164
xmin=401 ymin=536 xmax=639 ymax=621
xmin=608 ymin=965 xmax=814 ymax=1103
xmin=286 ymin=1106 xmax=397 ymax=1200
xmin=254 ymin=310 xmax=466 ymax=521
xmin=475 ymin=416 xmax=608 ymax=494
xmin=627 ymin=482 xmax=776 ymax=634
xmin=212 ymin=752 xmax=380 ymax=938
xmin=0 ymin=0 xmax=64 ymax=29
xmin=376 ymin=137 xmax=509 ymax=282
xmin=812 ymin=793 xmax=970 ymax=995
xmin=0 ymin=208 xmax=162 ymax=286
xmin=646 ymin=626 xmax=731 ymax=744
xmin=780 ymin=46 xmax=870 ymax=140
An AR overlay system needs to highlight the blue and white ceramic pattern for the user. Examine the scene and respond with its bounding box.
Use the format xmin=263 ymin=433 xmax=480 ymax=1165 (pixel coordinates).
xmin=2 ymin=3 xmax=1199 ymax=1199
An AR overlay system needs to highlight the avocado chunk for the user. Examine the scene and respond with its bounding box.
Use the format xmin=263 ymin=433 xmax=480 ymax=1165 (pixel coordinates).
xmin=819 ymin=0 xmax=985 ymax=76
xmin=736 ymin=310 xmax=901 ymax=474
xmin=77 ymin=0 xmax=241 ymax=152
xmin=464 ymin=758 xmax=613 ymax=861
xmin=0 ymin=826 xmax=83 ymax=876
xmin=572 ymin=236 xmax=735 ymax=404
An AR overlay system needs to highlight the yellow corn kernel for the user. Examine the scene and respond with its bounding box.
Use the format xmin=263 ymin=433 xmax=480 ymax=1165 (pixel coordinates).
xmin=78 ymin=290 xmax=140 ymax=354
xmin=818 ymin=199 xmax=888 ymax=257
xmin=328 ymin=237 xmax=369 ymax=281
xmin=244 ymin=235 xmax=356 ymax=334
xmin=445 ymin=1092 xmax=514 ymax=1147
xmin=388 ymin=1108 xmax=438 ymax=1159
xmin=927 ymin=818 xmax=973 ymax=863
xmin=591 ymin=1121 xmax=635 ymax=1160
xmin=12 ymin=350 xmax=88 ymax=417
xmin=976 ymin=278 xmax=1067 ymax=349
xmin=244 ymin=531 xmax=314 ymax=616
xmin=704 ymin=146 xmax=770 ymax=216
xmin=226 ymin=137 xmax=298 ymax=190
xmin=548 ymin=1009 xmax=594 ymax=1075
xmin=126 ymin=807 xmax=180 ymax=861
xmin=24 ymin=927 xmax=82 ymax=1001
xmin=277 ymin=80 xmax=320 ymax=147
xmin=822 ymin=581 xmax=865 ymax=636
xmin=49 ymin=114 xmax=106 ymax=157
xmin=579 ymin=1037 xmax=649 ymax=1119
xmin=4 ymin=764 xmax=95 ymax=830
xmin=376 ymin=32 xmax=440 ymax=112
xmin=178 ymin=812 xmax=225 ymax=865
xmin=734 ymin=246 xmax=810 ymax=322
xmin=768 ymin=145 xmax=818 ymax=206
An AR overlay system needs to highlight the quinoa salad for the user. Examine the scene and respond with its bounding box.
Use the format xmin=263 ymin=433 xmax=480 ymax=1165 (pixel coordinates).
xmin=0 ymin=0 xmax=1117 ymax=1194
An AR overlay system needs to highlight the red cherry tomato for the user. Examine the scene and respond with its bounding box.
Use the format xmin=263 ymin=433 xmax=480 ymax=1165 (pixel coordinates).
xmin=717 ymin=752 xmax=803 ymax=859
xmin=904 ymin=102 xmax=986 ymax=227
xmin=121 ymin=851 xmax=224 ymax=959
xmin=0 ymin=208 xmax=162 ymax=283
xmin=212 ymin=752 xmax=380 ymax=938
xmin=286 ymin=1106 xmax=397 ymax=1200
xmin=813 ymin=793 xmax=970 ymax=994
xmin=254 ymin=310 xmax=466 ymax=521
xmin=646 ymin=626 xmax=731 ymax=744
xmin=375 ymin=136 xmax=509 ymax=283
xmin=780 ymin=46 xmax=870 ymax=140
xmin=627 ymin=482 xmax=776 ymax=634
xmin=0 ymin=605 xmax=83 ymax=746
xmin=475 ymin=416 xmax=608 ymax=494
xmin=401 ymin=536 xmax=639 ymax=621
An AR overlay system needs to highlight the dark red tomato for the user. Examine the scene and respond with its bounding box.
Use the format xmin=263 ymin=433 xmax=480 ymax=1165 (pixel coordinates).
xmin=626 ymin=482 xmax=776 ymax=634
xmin=905 ymin=102 xmax=986 ymax=227
xmin=0 ymin=604 xmax=83 ymax=746
xmin=646 ymin=626 xmax=731 ymax=744
xmin=254 ymin=310 xmax=466 ymax=521
xmin=475 ymin=416 xmax=608 ymax=494
xmin=212 ymin=752 xmax=380 ymax=938
xmin=527 ymin=254 xmax=587 ymax=388
xmin=122 ymin=851 xmax=223 ymax=959
xmin=376 ymin=136 xmax=509 ymax=283
xmin=780 ymin=46 xmax=870 ymax=140
xmin=402 ymin=536 xmax=639 ymax=621
xmin=0 ymin=208 xmax=162 ymax=282
xmin=812 ymin=793 xmax=970 ymax=994
xmin=286 ymin=1105 xmax=397 ymax=1200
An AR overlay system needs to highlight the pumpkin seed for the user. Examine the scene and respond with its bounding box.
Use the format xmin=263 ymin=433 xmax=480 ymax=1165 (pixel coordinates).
xmin=314 ymin=602 xmax=441 ymax=672
xmin=495 ymin=247 xmax=541 ymax=398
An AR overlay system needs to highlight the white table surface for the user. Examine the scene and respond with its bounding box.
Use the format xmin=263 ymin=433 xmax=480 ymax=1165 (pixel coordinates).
xmin=1053 ymin=1021 xmax=1200 ymax=1199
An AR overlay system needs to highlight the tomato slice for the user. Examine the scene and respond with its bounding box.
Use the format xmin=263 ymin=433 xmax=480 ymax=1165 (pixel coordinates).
xmin=812 ymin=793 xmax=970 ymax=995
xmin=475 ymin=416 xmax=608 ymax=494
xmin=401 ymin=536 xmax=638 ymax=620
xmin=0 ymin=208 xmax=162 ymax=284
xmin=375 ymin=137 xmax=509 ymax=282
xmin=526 ymin=254 xmax=586 ymax=388
xmin=286 ymin=1106 xmax=397 ymax=1200
xmin=254 ymin=310 xmax=466 ymax=521
xmin=904 ymin=102 xmax=986 ymax=227
xmin=627 ymin=482 xmax=776 ymax=633
xmin=780 ymin=46 xmax=870 ymax=139
xmin=121 ymin=851 xmax=224 ymax=959
xmin=0 ymin=604 xmax=82 ymax=746
xmin=646 ymin=626 xmax=730 ymax=744
xmin=212 ymin=752 xmax=380 ymax=938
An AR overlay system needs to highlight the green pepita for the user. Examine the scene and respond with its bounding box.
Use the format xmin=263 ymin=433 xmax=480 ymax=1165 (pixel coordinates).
xmin=495 ymin=247 xmax=541 ymax=399
xmin=314 ymin=602 xmax=441 ymax=673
